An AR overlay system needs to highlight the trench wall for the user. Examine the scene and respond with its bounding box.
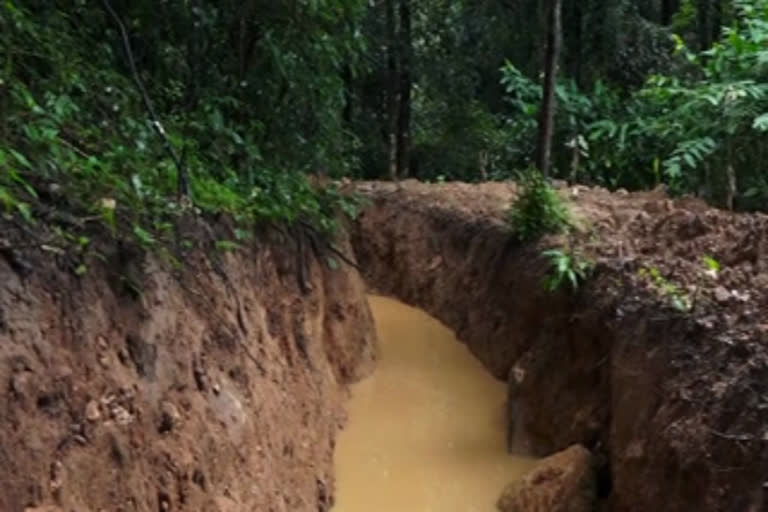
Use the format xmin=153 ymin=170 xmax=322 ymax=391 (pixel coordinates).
xmin=351 ymin=183 xmax=768 ymax=512
xmin=0 ymin=227 xmax=376 ymax=512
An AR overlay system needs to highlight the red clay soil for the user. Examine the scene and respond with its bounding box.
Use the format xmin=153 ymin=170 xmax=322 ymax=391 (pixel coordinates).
xmin=351 ymin=180 xmax=768 ymax=512
xmin=0 ymin=222 xmax=376 ymax=512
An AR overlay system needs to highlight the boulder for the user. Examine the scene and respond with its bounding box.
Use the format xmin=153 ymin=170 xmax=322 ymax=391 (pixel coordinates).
xmin=497 ymin=444 xmax=595 ymax=512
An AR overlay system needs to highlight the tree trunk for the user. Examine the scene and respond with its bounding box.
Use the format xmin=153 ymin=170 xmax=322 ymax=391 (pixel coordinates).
xmin=711 ymin=0 xmax=723 ymax=43
xmin=697 ymin=0 xmax=713 ymax=50
xmin=385 ymin=0 xmax=400 ymax=181
xmin=535 ymin=0 xmax=562 ymax=177
xmin=342 ymin=65 xmax=353 ymax=126
xmin=726 ymin=140 xmax=736 ymax=211
xmin=396 ymin=0 xmax=412 ymax=178
xmin=661 ymin=0 xmax=680 ymax=25
xmin=570 ymin=1 xmax=583 ymax=86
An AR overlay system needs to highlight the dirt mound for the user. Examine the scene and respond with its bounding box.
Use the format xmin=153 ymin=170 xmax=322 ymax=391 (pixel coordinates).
xmin=352 ymin=180 xmax=768 ymax=512
xmin=0 ymin=223 xmax=375 ymax=512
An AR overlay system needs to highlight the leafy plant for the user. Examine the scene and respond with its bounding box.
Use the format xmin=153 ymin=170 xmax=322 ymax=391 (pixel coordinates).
xmin=638 ymin=266 xmax=692 ymax=312
xmin=508 ymin=170 xmax=570 ymax=241
xmin=702 ymin=255 xmax=721 ymax=279
xmin=0 ymin=1 xmax=365 ymax=258
xmin=541 ymin=248 xmax=594 ymax=292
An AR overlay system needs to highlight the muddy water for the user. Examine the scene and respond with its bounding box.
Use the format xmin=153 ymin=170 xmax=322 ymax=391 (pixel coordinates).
xmin=332 ymin=296 xmax=534 ymax=512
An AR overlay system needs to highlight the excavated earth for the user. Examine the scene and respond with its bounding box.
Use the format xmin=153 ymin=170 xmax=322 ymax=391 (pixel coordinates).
xmin=3 ymin=179 xmax=768 ymax=512
xmin=351 ymin=180 xmax=768 ymax=512
xmin=0 ymin=221 xmax=376 ymax=512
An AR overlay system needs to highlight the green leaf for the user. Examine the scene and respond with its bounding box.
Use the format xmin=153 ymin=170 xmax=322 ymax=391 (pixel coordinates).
xmin=702 ymin=255 xmax=721 ymax=272
xmin=326 ymin=256 xmax=340 ymax=270
xmin=8 ymin=149 xmax=32 ymax=169
xmin=215 ymin=240 xmax=241 ymax=252
xmin=15 ymin=202 xmax=33 ymax=222
xmin=753 ymin=113 xmax=768 ymax=131
xmin=133 ymin=225 xmax=156 ymax=246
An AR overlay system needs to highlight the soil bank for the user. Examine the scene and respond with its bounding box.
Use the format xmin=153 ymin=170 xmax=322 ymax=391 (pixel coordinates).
xmin=351 ymin=180 xmax=768 ymax=512
xmin=0 ymin=224 xmax=375 ymax=512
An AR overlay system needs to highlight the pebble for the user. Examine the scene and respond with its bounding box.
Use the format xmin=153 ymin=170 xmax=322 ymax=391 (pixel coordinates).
xmin=113 ymin=405 xmax=133 ymax=426
xmin=85 ymin=400 xmax=101 ymax=422
xmin=714 ymin=286 xmax=731 ymax=304
xmin=160 ymin=401 xmax=181 ymax=432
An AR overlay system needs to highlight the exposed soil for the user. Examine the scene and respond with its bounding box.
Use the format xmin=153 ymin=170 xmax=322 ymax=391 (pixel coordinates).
xmin=352 ymin=180 xmax=768 ymax=512
xmin=0 ymin=221 xmax=376 ymax=512
xmin=4 ymin=178 xmax=768 ymax=512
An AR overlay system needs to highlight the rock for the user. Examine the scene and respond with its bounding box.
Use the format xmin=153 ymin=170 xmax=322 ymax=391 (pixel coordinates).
xmin=113 ymin=405 xmax=133 ymax=426
xmin=85 ymin=400 xmax=101 ymax=422
xmin=714 ymin=286 xmax=731 ymax=304
xmin=10 ymin=371 xmax=32 ymax=397
xmin=497 ymin=445 xmax=595 ymax=512
xmin=159 ymin=400 xmax=181 ymax=433
xmin=50 ymin=460 xmax=64 ymax=493
xmin=24 ymin=506 xmax=64 ymax=512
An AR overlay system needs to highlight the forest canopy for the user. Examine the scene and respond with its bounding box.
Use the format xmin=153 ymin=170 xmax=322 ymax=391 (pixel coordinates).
xmin=1 ymin=0 xmax=767 ymax=249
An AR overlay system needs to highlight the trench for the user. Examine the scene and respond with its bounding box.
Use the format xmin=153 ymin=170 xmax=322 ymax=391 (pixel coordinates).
xmin=332 ymin=296 xmax=535 ymax=511
xmin=342 ymin=183 xmax=768 ymax=512
xmin=2 ymin=183 xmax=765 ymax=512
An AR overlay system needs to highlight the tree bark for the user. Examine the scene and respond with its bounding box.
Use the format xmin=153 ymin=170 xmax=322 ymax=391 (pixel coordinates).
xmin=570 ymin=1 xmax=583 ymax=86
xmin=397 ymin=0 xmax=412 ymax=178
xmin=661 ymin=0 xmax=680 ymax=25
xmin=385 ymin=0 xmax=400 ymax=181
xmin=535 ymin=0 xmax=562 ymax=177
xmin=697 ymin=0 xmax=713 ymax=50
xmin=342 ymin=65 xmax=353 ymax=126
xmin=711 ymin=0 xmax=723 ymax=44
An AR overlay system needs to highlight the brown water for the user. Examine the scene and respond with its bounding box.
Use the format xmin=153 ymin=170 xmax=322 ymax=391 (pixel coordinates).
xmin=332 ymin=296 xmax=534 ymax=512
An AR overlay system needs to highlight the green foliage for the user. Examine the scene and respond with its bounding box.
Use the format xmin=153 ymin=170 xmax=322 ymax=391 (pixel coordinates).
xmin=508 ymin=171 xmax=570 ymax=241
xmin=0 ymin=0 xmax=366 ymax=254
xmin=542 ymin=248 xmax=594 ymax=292
xmin=5 ymin=0 xmax=768 ymax=255
xmin=702 ymin=255 xmax=721 ymax=272
xmin=702 ymin=255 xmax=721 ymax=278
xmin=486 ymin=0 xmax=768 ymax=210
xmin=578 ymin=0 xmax=768 ymax=206
xmin=638 ymin=266 xmax=692 ymax=312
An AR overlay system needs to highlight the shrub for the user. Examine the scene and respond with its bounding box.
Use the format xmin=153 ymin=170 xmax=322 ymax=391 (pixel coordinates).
xmin=508 ymin=170 xmax=570 ymax=241
xmin=542 ymin=248 xmax=594 ymax=292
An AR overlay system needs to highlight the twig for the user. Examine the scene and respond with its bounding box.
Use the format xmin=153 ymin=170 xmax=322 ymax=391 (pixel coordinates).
xmin=294 ymin=226 xmax=312 ymax=294
xmin=325 ymin=241 xmax=362 ymax=271
xmin=708 ymin=427 xmax=765 ymax=443
xmin=297 ymin=220 xmax=362 ymax=271
xmin=57 ymin=136 xmax=91 ymax=160
xmin=101 ymin=0 xmax=189 ymax=200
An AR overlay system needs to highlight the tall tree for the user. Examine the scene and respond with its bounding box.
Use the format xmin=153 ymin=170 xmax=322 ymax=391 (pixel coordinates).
xmin=535 ymin=0 xmax=562 ymax=176
xmin=397 ymin=0 xmax=412 ymax=178
xmin=385 ymin=0 xmax=400 ymax=181
xmin=697 ymin=0 xmax=724 ymax=50
xmin=661 ymin=0 xmax=681 ymax=25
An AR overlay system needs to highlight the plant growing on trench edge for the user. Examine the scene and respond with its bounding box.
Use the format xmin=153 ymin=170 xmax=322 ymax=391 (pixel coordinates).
xmin=508 ymin=170 xmax=571 ymax=241
xmin=541 ymin=247 xmax=594 ymax=293
xmin=637 ymin=266 xmax=692 ymax=312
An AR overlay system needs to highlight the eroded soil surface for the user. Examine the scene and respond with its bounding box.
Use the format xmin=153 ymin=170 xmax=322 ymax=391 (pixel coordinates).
xmin=0 ymin=222 xmax=376 ymax=512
